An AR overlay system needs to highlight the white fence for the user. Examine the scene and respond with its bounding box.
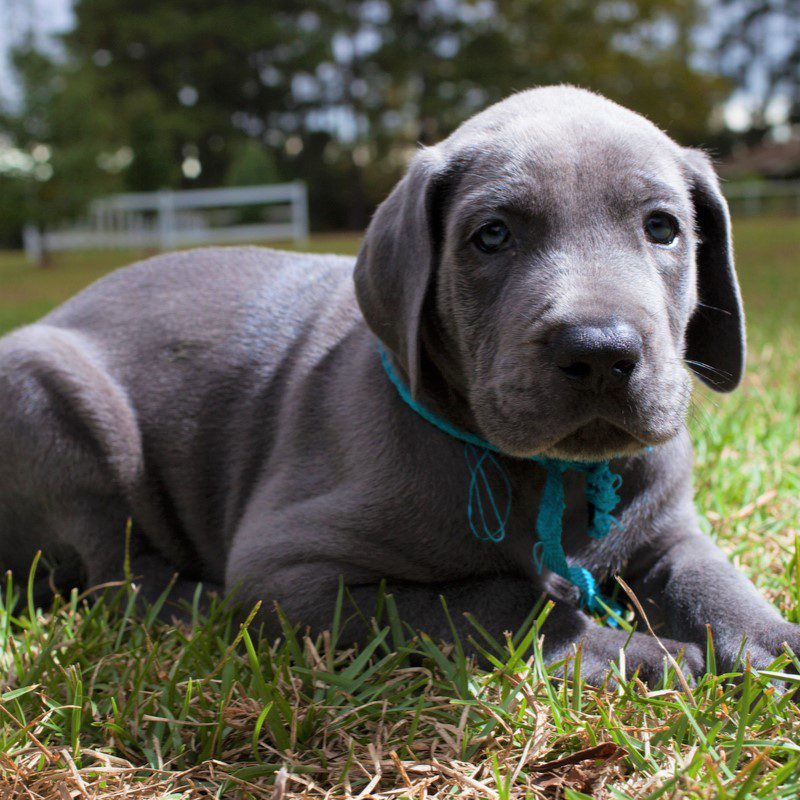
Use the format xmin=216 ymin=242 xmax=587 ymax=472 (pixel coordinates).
xmin=723 ymin=181 xmax=800 ymax=216
xmin=23 ymin=182 xmax=309 ymax=263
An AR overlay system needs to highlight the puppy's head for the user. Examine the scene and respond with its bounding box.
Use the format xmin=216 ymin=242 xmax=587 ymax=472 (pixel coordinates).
xmin=355 ymin=86 xmax=744 ymax=461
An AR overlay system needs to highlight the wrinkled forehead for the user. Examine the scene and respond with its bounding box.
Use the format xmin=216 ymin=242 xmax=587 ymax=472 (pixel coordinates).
xmin=444 ymin=118 xmax=692 ymax=224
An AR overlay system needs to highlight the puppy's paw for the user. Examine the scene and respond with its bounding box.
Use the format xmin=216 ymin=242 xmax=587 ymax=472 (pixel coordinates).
xmin=577 ymin=633 xmax=704 ymax=688
xmin=624 ymin=637 xmax=705 ymax=686
xmin=765 ymin=622 xmax=800 ymax=663
xmin=728 ymin=622 xmax=800 ymax=673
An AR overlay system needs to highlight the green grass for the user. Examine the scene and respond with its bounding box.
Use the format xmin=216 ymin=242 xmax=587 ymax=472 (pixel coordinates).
xmin=1 ymin=218 xmax=799 ymax=799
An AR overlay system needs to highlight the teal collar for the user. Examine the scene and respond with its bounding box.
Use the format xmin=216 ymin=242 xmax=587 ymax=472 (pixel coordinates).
xmin=378 ymin=343 xmax=623 ymax=617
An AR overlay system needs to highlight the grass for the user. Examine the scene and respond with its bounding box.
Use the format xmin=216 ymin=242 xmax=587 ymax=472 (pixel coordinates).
xmin=1 ymin=217 xmax=799 ymax=799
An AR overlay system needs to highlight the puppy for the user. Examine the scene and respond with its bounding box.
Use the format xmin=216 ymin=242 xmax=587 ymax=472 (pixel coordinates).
xmin=1 ymin=86 xmax=796 ymax=683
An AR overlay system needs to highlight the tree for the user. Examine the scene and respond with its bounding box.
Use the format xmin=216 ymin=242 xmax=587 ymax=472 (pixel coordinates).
xmin=455 ymin=0 xmax=729 ymax=145
xmin=0 ymin=39 xmax=122 ymax=254
xmin=225 ymin=141 xmax=280 ymax=187
xmin=715 ymin=0 xmax=800 ymax=133
xmin=0 ymin=0 xmax=734 ymax=241
xmin=62 ymin=0 xmax=320 ymax=189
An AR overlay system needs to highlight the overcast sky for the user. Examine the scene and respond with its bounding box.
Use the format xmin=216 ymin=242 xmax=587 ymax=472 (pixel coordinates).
xmin=0 ymin=0 xmax=73 ymax=103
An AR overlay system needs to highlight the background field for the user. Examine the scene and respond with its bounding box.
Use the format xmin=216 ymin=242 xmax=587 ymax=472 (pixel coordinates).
xmin=1 ymin=217 xmax=799 ymax=799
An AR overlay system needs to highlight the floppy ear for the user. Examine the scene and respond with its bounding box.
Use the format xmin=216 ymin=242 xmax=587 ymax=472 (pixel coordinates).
xmin=354 ymin=147 xmax=446 ymax=397
xmin=682 ymin=148 xmax=746 ymax=392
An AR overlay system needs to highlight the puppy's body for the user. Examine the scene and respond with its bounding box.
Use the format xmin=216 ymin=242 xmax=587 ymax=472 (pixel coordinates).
xmin=1 ymin=87 xmax=796 ymax=681
xmin=1 ymin=250 xmax=354 ymax=580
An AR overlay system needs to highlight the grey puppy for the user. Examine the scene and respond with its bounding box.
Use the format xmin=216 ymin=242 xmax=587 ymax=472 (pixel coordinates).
xmin=1 ymin=86 xmax=797 ymax=683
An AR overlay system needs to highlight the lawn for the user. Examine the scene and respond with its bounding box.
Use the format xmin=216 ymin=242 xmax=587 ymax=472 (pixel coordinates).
xmin=1 ymin=217 xmax=799 ymax=799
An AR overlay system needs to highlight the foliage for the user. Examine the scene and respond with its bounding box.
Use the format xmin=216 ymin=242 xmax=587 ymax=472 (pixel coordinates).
xmin=0 ymin=39 xmax=123 ymax=241
xmin=715 ymin=0 xmax=800 ymax=131
xmin=225 ymin=141 xmax=281 ymax=188
xmin=0 ymin=0 xmax=733 ymax=244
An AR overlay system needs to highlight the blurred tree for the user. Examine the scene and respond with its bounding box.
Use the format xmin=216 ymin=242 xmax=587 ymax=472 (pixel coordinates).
xmin=225 ymin=141 xmax=281 ymax=187
xmin=0 ymin=38 xmax=121 ymax=256
xmin=715 ymin=0 xmax=800 ymax=133
xmin=0 ymin=0 xmax=733 ymax=241
xmin=63 ymin=0 xmax=322 ymax=188
xmin=225 ymin=140 xmax=282 ymax=223
xmin=285 ymin=0 xmax=729 ymax=221
xmin=453 ymin=0 xmax=728 ymax=145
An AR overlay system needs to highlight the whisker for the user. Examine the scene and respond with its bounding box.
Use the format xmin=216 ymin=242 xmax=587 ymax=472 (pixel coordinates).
xmin=695 ymin=302 xmax=733 ymax=317
xmin=684 ymin=359 xmax=733 ymax=380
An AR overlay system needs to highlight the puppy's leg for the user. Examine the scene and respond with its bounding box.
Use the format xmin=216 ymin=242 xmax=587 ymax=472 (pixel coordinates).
xmin=0 ymin=325 xmax=224 ymax=617
xmin=345 ymin=579 xmax=704 ymax=684
xmin=0 ymin=326 xmax=145 ymax=594
xmin=227 ymin=553 xmax=702 ymax=683
xmin=539 ymin=600 xmax=704 ymax=684
xmin=627 ymin=527 xmax=800 ymax=671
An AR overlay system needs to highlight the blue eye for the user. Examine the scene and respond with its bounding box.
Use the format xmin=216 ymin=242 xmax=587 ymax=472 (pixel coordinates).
xmin=473 ymin=220 xmax=511 ymax=253
xmin=645 ymin=212 xmax=678 ymax=245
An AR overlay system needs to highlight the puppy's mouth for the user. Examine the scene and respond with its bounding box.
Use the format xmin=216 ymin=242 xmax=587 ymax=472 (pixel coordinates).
xmin=545 ymin=419 xmax=649 ymax=461
xmin=479 ymin=373 xmax=690 ymax=462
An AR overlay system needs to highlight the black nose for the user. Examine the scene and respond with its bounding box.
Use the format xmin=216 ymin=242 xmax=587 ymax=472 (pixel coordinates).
xmin=551 ymin=320 xmax=643 ymax=392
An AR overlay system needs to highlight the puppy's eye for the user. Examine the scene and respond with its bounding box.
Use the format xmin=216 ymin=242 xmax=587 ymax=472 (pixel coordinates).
xmin=472 ymin=220 xmax=511 ymax=253
xmin=644 ymin=212 xmax=678 ymax=245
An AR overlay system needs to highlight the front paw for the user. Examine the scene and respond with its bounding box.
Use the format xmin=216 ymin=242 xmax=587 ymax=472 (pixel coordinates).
xmin=625 ymin=636 xmax=705 ymax=686
xmin=718 ymin=622 xmax=800 ymax=673
xmin=578 ymin=633 xmax=704 ymax=687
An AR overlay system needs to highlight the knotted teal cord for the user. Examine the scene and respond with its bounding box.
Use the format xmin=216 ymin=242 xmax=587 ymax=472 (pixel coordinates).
xmin=378 ymin=343 xmax=624 ymax=618
xmin=465 ymin=444 xmax=511 ymax=542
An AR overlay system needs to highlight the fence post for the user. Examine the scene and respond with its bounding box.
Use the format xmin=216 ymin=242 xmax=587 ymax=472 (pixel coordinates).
xmin=157 ymin=189 xmax=177 ymax=251
xmin=23 ymin=225 xmax=42 ymax=265
xmin=291 ymin=181 xmax=309 ymax=246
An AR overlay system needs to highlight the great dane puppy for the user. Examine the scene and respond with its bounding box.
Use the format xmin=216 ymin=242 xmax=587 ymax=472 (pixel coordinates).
xmin=1 ymin=86 xmax=796 ymax=682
